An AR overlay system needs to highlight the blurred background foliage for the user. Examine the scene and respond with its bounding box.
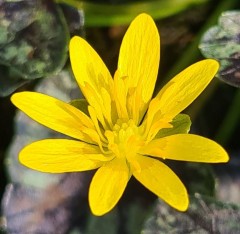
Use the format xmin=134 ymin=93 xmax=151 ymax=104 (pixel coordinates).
xmin=1 ymin=0 xmax=240 ymax=233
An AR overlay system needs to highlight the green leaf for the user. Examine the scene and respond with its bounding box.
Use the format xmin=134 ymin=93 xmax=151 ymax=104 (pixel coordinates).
xmin=85 ymin=209 xmax=119 ymax=234
xmin=0 ymin=66 xmax=28 ymax=97
xmin=142 ymin=194 xmax=240 ymax=233
xmin=124 ymin=199 xmax=153 ymax=234
xmin=155 ymin=114 xmax=191 ymax=139
xmin=84 ymin=198 xmax=153 ymax=234
xmin=56 ymin=0 xmax=208 ymax=26
xmin=0 ymin=0 xmax=69 ymax=80
xmin=180 ymin=162 xmax=216 ymax=196
xmin=199 ymin=10 xmax=240 ymax=88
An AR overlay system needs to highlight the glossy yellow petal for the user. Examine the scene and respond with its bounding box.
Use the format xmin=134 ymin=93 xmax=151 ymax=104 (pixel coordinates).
xmin=89 ymin=158 xmax=130 ymax=216
xmin=70 ymin=36 xmax=114 ymax=128
xmin=11 ymin=92 xmax=98 ymax=144
xmin=144 ymin=59 xmax=219 ymax=140
xmin=132 ymin=155 xmax=188 ymax=211
xmin=113 ymin=70 xmax=129 ymax=120
xmin=19 ymin=139 xmax=113 ymax=173
xmin=141 ymin=134 xmax=229 ymax=163
xmin=117 ymin=13 xmax=160 ymax=124
xmin=156 ymin=59 xmax=219 ymax=118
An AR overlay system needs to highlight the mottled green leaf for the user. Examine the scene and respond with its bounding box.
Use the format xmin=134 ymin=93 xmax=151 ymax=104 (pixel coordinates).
xmin=0 ymin=0 xmax=69 ymax=80
xmin=142 ymin=194 xmax=240 ymax=233
xmin=0 ymin=65 xmax=28 ymax=96
xmin=199 ymin=11 xmax=240 ymax=87
xmin=155 ymin=113 xmax=191 ymax=139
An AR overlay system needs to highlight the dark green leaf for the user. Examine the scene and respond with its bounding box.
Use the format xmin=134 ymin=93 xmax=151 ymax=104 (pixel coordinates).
xmin=0 ymin=0 xmax=69 ymax=80
xmin=124 ymin=199 xmax=153 ymax=234
xmin=143 ymin=194 xmax=240 ymax=233
xmin=0 ymin=65 xmax=28 ymax=97
xmin=85 ymin=209 xmax=119 ymax=234
xmin=181 ymin=163 xmax=216 ymax=197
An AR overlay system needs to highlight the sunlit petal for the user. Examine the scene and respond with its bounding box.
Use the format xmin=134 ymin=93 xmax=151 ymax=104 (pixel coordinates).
xmin=132 ymin=155 xmax=188 ymax=211
xmin=156 ymin=59 xmax=219 ymax=118
xmin=113 ymin=70 xmax=129 ymax=120
xmin=144 ymin=59 xmax=219 ymax=140
xmin=11 ymin=92 xmax=98 ymax=144
xmin=117 ymin=13 xmax=160 ymax=124
xmin=89 ymin=158 xmax=130 ymax=216
xmin=140 ymin=134 xmax=229 ymax=162
xmin=19 ymin=139 xmax=113 ymax=173
xmin=70 ymin=36 xmax=114 ymax=128
xmin=11 ymin=13 xmax=229 ymax=218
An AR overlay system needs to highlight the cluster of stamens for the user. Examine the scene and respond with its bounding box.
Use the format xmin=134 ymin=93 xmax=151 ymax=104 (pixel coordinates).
xmin=105 ymin=119 xmax=144 ymax=159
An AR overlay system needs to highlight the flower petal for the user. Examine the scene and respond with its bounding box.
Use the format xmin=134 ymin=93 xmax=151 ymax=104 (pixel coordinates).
xmin=11 ymin=92 xmax=98 ymax=144
xmin=19 ymin=139 xmax=113 ymax=173
xmin=117 ymin=13 xmax=160 ymax=124
xmin=140 ymin=134 xmax=229 ymax=163
xmin=132 ymin=155 xmax=188 ymax=211
xmin=70 ymin=36 xmax=114 ymax=128
xmin=89 ymin=158 xmax=130 ymax=216
xmin=156 ymin=59 xmax=219 ymax=118
xmin=144 ymin=59 xmax=219 ymax=140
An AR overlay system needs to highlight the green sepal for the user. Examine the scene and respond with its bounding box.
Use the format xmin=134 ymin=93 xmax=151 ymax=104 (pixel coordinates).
xmin=155 ymin=113 xmax=191 ymax=139
xmin=70 ymin=98 xmax=89 ymax=115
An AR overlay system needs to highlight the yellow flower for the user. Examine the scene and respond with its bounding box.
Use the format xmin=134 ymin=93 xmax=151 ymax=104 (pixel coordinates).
xmin=11 ymin=13 xmax=228 ymax=216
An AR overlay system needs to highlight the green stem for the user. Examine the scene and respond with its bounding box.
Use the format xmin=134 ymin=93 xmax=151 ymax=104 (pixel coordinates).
xmin=56 ymin=0 xmax=207 ymax=26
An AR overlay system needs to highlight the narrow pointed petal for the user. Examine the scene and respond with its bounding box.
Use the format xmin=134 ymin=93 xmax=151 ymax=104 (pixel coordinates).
xmin=19 ymin=139 xmax=113 ymax=173
xmin=117 ymin=13 xmax=160 ymax=123
xmin=156 ymin=59 xmax=219 ymax=119
xmin=89 ymin=158 xmax=130 ymax=216
xmin=141 ymin=134 xmax=229 ymax=163
xmin=70 ymin=36 xmax=114 ymax=127
xmin=132 ymin=155 xmax=188 ymax=211
xmin=11 ymin=92 xmax=98 ymax=144
xmin=144 ymin=59 xmax=219 ymax=140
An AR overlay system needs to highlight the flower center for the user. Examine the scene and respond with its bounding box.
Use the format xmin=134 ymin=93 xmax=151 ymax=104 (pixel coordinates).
xmin=105 ymin=119 xmax=144 ymax=159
